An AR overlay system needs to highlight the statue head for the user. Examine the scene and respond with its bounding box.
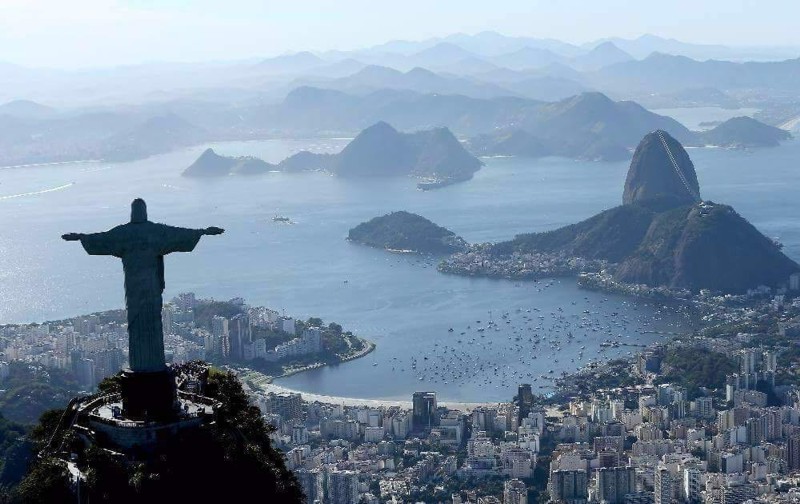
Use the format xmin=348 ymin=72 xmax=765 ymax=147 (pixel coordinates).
xmin=131 ymin=198 xmax=148 ymax=223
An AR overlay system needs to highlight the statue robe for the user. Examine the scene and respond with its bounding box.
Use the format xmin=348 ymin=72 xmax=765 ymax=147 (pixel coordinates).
xmin=79 ymin=222 xmax=204 ymax=373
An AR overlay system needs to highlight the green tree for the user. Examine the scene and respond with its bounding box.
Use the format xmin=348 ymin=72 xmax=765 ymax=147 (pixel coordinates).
xmin=14 ymin=368 xmax=304 ymax=503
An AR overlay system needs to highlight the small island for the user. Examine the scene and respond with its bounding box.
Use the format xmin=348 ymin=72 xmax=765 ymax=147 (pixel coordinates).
xmin=182 ymin=148 xmax=276 ymax=177
xmin=348 ymin=211 xmax=468 ymax=254
xmin=698 ymin=116 xmax=792 ymax=148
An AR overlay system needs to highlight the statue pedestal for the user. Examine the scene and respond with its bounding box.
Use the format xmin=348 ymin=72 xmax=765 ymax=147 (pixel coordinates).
xmin=120 ymin=369 xmax=177 ymax=421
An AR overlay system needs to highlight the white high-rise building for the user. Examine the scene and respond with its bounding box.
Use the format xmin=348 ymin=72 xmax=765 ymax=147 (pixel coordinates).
xmin=683 ymin=467 xmax=702 ymax=503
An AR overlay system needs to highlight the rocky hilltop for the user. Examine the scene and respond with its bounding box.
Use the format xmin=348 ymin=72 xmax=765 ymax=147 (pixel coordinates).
xmin=348 ymin=211 xmax=468 ymax=254
xmin=488 ymin=132 xmax=799 ymax=293
xmin=623 ymin=130 xmax=700 ymax=209
xmin=292 ymin=122 xmax=483 ymax=186
xmin=614 ymin=203 xmax=798 ymax=292
xmin=182 ymin=148 xmax=275 ymax=177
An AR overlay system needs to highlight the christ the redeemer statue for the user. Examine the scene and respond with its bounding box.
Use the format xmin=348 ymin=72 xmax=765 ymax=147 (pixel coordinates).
xmin=63 ymin=198 xmax=223 ymax=374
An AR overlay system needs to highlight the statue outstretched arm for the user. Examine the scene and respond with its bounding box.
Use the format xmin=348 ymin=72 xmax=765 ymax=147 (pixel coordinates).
xmin=63 ymin=230 xmax=122 ymax=256
xmin=157 ymin=224 xmax=224 ymax=254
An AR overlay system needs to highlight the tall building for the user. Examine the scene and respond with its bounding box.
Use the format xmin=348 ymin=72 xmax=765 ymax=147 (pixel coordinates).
xmin=549 ymin=469 xmax=588 ymax=504
xmin=597 ymin=466 xmax=635 ymax=504
xmin=654 ymin=468 xmax=672 ymax=504
xmin=295 ymin=469 xmax=323 ymax=503
xmin=229 ymin=314 xmax=251 ymax=360
xmin=683 ymin=467 xmax=702 ymax=504
xmin=504 ymin=479 xmax=528 ymax=504
xmin=92 ymin=348 xmax=124 ymax=380
xmin=694 ymin=396 xmax=713 ymax=419
xmin=76 ymin=357 xmax=96 ymax=388
xmin=763 ymin=350 xmax=778 ymax=372
xmin=265 ymin=392 xmax=303 ymax=423
xmin=327 ymin=470 xmax=359 ymax=504
xmin=412 ymin=392 xmax=438 ymax=431
xmin=787 ymin=433 xmax=800 ymax=471
xmin=211 ymin=316 xmax=230 ymax=358
xmin=517 ymin=383 xmax=534 ymax=423
xmin=162 ymin=305 xmax=175 ymax=336
xmin=740 ymin=349 xmax=758 ymax=374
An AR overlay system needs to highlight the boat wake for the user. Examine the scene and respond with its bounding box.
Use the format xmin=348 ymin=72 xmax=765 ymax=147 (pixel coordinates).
xmin=0 ymin=182 xmax=75 ymax=201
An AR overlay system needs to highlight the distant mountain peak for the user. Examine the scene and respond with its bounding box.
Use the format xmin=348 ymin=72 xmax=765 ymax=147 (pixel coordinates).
xmin=0 ymin=99 xmax=56 ymax=119
xmin=591 ymin=41 xmax=623 ymax=51
xmin=357 ymin=64 xmax=402 ymax=76
xmin=362 ymin=120 xmax=398 ymax=133
xmin=414 ymin=42 xmax=474 ymax=57
xmin=406 ymin=66 xmax=437 ymax=77
xmin=560 ymin=92 xmax=617 ymax=111
xmin=588 ymin=41 xmax=632 ymax=57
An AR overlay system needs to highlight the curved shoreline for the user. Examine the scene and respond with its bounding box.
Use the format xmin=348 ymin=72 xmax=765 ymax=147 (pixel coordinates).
xmin=273 ymin=339 xmax=376 ymax=381
xmin=241 ymin=372 xmax=511 ymax=412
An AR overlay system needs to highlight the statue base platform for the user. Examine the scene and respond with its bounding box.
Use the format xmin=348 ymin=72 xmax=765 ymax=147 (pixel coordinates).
xmin=120 ymin=369 xmax=177 ymax=421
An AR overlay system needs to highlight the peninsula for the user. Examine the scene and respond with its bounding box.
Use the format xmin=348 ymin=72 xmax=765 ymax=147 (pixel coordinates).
xmin=441 ymin=131 xmax=800 ymax=294
xmin=0 ymin=293 xmax=374 ymax=425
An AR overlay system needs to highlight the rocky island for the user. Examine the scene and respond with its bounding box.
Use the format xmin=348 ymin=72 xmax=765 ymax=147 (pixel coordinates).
xmin=698 ymin=116 xmax=792 ymax=148
xmin=183 ymin=122 xmax=482 ymax=188
xmin=288 ymin=121 xmax=483 ymax=188
xmin=348 ymin=211 xmax=468 ymax=254
xmin=441 ymin=130 xmax=800 ymax=294
xmin=182 ymin=148 xmax=276 ymax=177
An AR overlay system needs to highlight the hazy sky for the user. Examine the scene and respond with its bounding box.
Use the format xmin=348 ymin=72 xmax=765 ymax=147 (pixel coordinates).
xmin=1 ymin=0 xmax=798 ymax=68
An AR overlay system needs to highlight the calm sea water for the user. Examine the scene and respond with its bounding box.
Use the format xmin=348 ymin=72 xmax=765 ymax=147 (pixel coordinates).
xmin=0 ymin=128 xmax=797 ymax=401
